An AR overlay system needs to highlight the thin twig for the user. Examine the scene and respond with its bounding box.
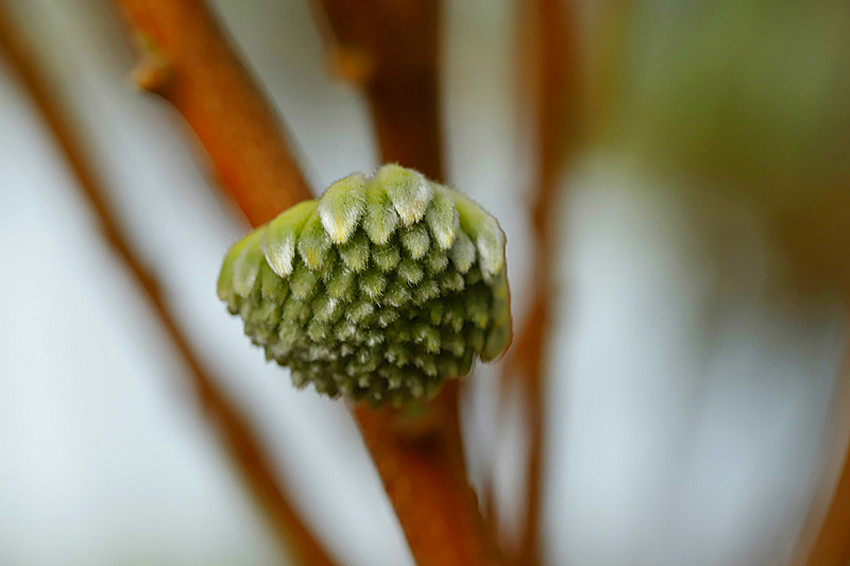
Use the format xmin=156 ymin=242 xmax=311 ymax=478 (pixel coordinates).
xmin=0 ymin=9 xmax=339 ymax=566
xmin=501 ymin=0 xmax=579 ymax=564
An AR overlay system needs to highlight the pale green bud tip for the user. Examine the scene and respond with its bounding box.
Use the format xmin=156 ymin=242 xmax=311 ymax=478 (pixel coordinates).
xmin=261 ymin=200 xmax=315 ymax=276
xmin=375 ymin=163 xmax=434 ymax=225
xmin=426 ymin=184 xmax=460 ymax=249
xmin=232 ymin=227 xmax=267 ymax=297
xmin=297 ymin=212 xmax=331 ymax=270
xmin=363 ymin=179 xmax=399 ymax=244
xmin=217 ymin=164 xmax=511 ymax=406
xmin=454 ymin=192 xmax=506 ymax=279
xmin=318 ymin=173 xmax=367 ymax=244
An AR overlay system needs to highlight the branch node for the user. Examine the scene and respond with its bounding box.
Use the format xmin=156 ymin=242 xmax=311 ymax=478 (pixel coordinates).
xmin=326 ymin=45 xmax=375 ymax=86
xmin=129 ymin=33 xmax=172 ymax=94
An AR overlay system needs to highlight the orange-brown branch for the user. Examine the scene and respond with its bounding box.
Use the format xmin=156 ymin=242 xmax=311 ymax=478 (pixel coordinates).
xmin=113 ymin=0 xmax=312 ymax=227
xmin=354 ymin=402 xmax=505 ymax=566
xmin=0 ymin=8 xmax=338 ymax=566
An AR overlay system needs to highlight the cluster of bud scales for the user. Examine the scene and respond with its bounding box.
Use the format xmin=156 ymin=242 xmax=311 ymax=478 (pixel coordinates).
xmin=218 ymin=164 xmax=511 ymax=406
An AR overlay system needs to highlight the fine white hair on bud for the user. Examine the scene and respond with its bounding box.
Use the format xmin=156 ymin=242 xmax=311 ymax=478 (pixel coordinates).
xmin=359 ymin=269 xmax=387 ymax=300
xmin=413 ymin=323 xmax=441 ymax=354
xmin=232 ymin=227 xmax=267 ymax=297
xmin=261 ymin=200 xmax=315 ymax=277
xmin=396 ymin=258 xmax=424 ymax=285
xmin=318 ymin=173 xmax=368 ymax=243
xmin=375 ymin=163 xmax=434 ymax=225
xmin=448 ymin=230 xmax=476 ymax=274
xmin=424 ymin=249 xmax=449 ymax=274
xmin=363 ymin=178 xmax=400 ymax=244
xmin=218 ymin=164 xmax=511 ymax=406
xmin=453 ymin=192 xmax=506 ymax=280
xmin=426 ymin=184 xmax=460 ymax=249
xmin=312 ymin=293 xmax=340 ymax=323
xmin=414 ymin=280 xmax=440 ymax=304
xmin=326 ymin=266 xmax=355 ymax=300
xmin=384 ymin=281 xmax=412 ymax=307
xmin=339 ymin=231 xmax=370 ymax=272
xmin=400 ymin=224 xmax=431 ymax=259
xmin=219 ymin=237 xmax=251 ymax=309
xmin=372 ymin=244 xmax=400 ymax=272
xmin=297 ymin=211 xmax=331 ymax=270
xmin=347 ymin=301 xmax=375 ymax=323
xmin=289 ymin=262 xmax=319 ymax=301
xmin=259 ymin=261 xmax=288 ymax=302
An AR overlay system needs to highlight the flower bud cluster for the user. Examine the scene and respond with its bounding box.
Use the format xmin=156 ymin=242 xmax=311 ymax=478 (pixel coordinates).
xmin=218 ymin=164 xmax=511 ymax=405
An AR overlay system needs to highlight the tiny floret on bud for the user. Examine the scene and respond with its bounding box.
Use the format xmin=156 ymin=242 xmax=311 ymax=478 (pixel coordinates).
xmin=448 ymin=230 xmax=476 ymax=274
xmin=454 ymin=193 xmax=506 ymax=280
xmin=289 ymin=262 xmax=319 ymax=301
xmin=297 ymin=211 xmax=332 ymax=269
xmin=219 ymin=237 xmax=250 ymax=309
xmin=318 ymin=173 xmax=368 ymax=243
xmin=375 ymin=163 xmax=433 ymax=225
xmin=400 ymin=224 xmax=431 ymax=260
xmin=359 ymin=269 xmax=387 ymax=300
xmin=339 ymin=231 xmax=370 ymax=272
xmin=218 ymin=164 xmax=511 ymax=406
xmin=396 ymin=258 xmax=424 ymax=285
xmin=372 ymin=244 xmax=400 ymax=272
xmin=232 ymin=227 xmax=267 ymax=297
xmin=363 ymin=178 xmax=400 ymax=244
xmin=426 ymin=184 xmax=460 ymax=249
xmin=261 ymin=200 xmax=315 ymax=276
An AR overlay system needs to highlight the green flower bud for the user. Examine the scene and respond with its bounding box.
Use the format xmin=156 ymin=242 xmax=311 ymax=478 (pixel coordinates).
xmin=218 ymin=164 xmax=512 ymax=406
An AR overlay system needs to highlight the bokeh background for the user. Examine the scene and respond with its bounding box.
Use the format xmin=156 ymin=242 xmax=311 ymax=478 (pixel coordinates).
xmin=1 ymin=1 xmax=848 ymax=565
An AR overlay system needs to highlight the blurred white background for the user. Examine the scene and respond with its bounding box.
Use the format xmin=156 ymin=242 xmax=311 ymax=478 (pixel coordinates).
xmin=0 ymin=1 xmax=846 ymax=565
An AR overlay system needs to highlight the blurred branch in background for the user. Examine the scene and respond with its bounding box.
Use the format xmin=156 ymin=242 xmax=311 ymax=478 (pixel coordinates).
xmin=0 ymin=5 xmax=338 ymax=566
xmin=802 ymin=345 xmax=850 ymax=566
xmin=311 ymin=1 xmax=506 ymax=564
xmin=310 ymin=0 xmax=442 ymax=180
xmin=499 ymin=0 xmax=579 ymax=564
xmin=115 ymin=0 xmax=504 ymax=564
xmin=805 ymin=421 xmax=850 ymax=566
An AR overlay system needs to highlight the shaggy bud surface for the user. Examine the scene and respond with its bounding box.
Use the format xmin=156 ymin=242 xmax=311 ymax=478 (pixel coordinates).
xmin=218 ymin=164 xmax=511 ymax=405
